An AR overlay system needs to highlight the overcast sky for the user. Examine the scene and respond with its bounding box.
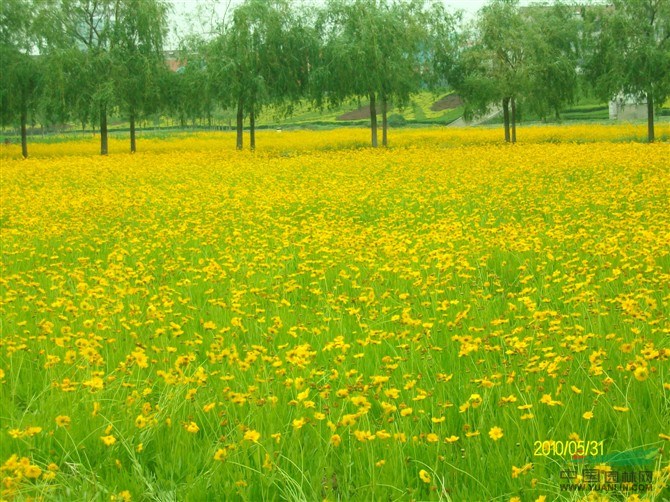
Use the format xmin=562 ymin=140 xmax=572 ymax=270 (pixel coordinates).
xmin=168 ymin=0 xmax=531 ymax=47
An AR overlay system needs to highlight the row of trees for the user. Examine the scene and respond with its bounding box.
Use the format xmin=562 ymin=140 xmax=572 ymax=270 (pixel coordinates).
xmin=1 ymin=0 xmax=669 ymax=157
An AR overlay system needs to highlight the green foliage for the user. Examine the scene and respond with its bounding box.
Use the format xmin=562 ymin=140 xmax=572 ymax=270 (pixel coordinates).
xmin=0 ymin=0 xmax=43 ymax=157
xmin=583 ymin=0 xmax=670 ymax=141
xmin=452 ymin=0 xmax=582 ymax=140
xmin=207 ymin=0 xmax=316 ymax=148
xmin=585 ymin=0 xmax=670 ymax=105
xmin=523 ymin=2 xmax=581 ymax=120
xmin=112 ymin=0 xmax=170 ymax=120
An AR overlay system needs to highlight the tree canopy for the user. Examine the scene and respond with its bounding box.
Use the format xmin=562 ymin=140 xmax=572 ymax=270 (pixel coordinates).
xmin=1 ymin=0 xmax=664 ymax=153
xmin=585 ymin=0 xmax=670 ymax=142
xmin=0 ymin=0 xmax=42 ymax=157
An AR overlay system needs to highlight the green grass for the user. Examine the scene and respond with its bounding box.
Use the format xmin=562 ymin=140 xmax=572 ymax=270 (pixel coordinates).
xmin=1 ymin=132 xmax=669 ymax=500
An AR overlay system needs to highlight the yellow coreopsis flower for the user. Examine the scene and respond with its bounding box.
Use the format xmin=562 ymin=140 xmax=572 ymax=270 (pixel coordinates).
xmin=244 ymin=429 xmax=260 ymax=443
xmin=488 ymin=426 xmax=503 ymax=441
xmin=634 ymin=366 xmax=649 ymax=382
xmin=292 ymin=417 xmax=306 ymax=429
xmin=100 ymin=435 xmax=117 ymax=446
xmin=184 ymin=421 xmax=199 ymax=434
xmin=55 ymin=415 xmax=71 ymax=428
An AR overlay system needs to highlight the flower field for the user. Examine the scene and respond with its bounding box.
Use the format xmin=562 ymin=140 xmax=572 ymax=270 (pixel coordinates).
xmin=1 ymin=125 xmax=669 ymax=501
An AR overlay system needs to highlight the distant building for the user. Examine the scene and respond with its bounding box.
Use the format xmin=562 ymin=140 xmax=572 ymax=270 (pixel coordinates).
xmin=608 ymin=94 xmax=647 ymax=121
xmin=164 ymin=50 xmax=185 ymax=72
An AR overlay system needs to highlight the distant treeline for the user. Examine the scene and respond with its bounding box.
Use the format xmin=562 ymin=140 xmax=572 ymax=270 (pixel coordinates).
xmin=1 ymin=0 xmax=668 ymax=157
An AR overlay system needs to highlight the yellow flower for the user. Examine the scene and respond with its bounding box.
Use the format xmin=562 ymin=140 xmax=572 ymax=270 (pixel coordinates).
xmin=488 ymin=426 xmax=503 ymax=441
xmin=511 ymin=463 xmax=533 ymax=478
xmin=633 ymin=366 xmax=649 ymax=382
xmin=24 ymin=464 xmax=42 ymax=478
xmin=117 ymin=490 xmax=132 ymax=502
xmin=83 ymin=376 xmax=105 ymax=391
xmin=292 ymin=417 xmax=306 ymax=429
xmin=262 ymin=453 xmax=273 ymax=471
xmin=101 ymin=435 xmax=117 ymax=446
xmin=55 ymin=415 xmax=71 ymax=428
xmin=42 ymin=470 xmax=57 ymax=481
xmin=444 ymin=435 xmax=460 ymax=443
xmin=184 ymin=421 xmax=199 ymax=434
xmin=419 ymin=469 xmax=431 ymax=483
xmin=214 ymin=448 xmax=227 ymax=461
xmin=583 ymin=411 xmax=594 ymax=420
xmin=426 ymin=433 xmax=439 ymax=443
xmin=330 ymin=434 xmax=342 ymax=447
xmin=354 ymin=429 xmax=374 ymax=442
xmin=400 ymin=407 xmax=413 ymax=417
xmin=25 ymin=426 xmax=42 ymax=436
xmin=244 ymin=429 xmax=260 ymax=443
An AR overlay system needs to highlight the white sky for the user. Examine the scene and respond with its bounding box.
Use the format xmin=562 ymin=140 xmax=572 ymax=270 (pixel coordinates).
xmin=168 ymin=0 xmax=532 ymax=47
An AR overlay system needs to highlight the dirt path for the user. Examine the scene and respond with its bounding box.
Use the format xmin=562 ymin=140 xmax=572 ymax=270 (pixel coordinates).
xmin=448 ymin=107 xmax=501 ymax=127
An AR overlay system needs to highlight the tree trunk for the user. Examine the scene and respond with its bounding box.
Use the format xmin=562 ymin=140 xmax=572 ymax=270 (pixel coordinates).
xmin=381 ymin=94 xmax=388 ymax=147
xmin=369 ymin=92 xmax=378 ymax=148
xmin=502 ymin=97 xmax=510 ymax=142
xmin=130 ymin=112 xmax=136 ymax=153
xmin=249 ymin=103 xmax=255 ymax=151
xmin=647 ymin=93 xmax=654 ymax=143
xmin=236 ymin=97 xmax=243 ymax=150
xmin=20 ymin=107 xmax=28 ymax=159
xmin=100 ymin=104 xmax=108 ymax=155
xmin=511 ymin=97 xmax=517 ymax=144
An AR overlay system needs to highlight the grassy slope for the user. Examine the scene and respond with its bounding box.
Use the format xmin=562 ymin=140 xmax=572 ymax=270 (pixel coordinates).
xmin=3 ymin=94 xmax=669 ymax=140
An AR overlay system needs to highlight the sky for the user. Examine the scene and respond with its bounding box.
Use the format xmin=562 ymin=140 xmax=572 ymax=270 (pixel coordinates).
xmin=167 ymin=0 xmax=529 ymax=46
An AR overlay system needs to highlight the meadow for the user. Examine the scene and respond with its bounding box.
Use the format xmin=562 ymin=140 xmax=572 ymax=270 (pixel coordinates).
xmin=1 ymin=124 xmax=669 ymax=501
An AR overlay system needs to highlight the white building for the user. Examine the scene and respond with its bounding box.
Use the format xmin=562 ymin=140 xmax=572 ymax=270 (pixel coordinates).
xmin=608 ymin=94 xmax=648 ymax=121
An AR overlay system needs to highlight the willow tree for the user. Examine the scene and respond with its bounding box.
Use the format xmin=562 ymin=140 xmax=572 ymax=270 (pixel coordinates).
xmin=313 ymin=0 xmax=432 ymax=147
xmin=43 ymin=0 xmax=117 ymax=155
xmin=0 ymin=0 xmax=42 ymax=158
xmin=458 ymin=0 xmax=530 ymax=143
xmin=210 ymin=0 xmax=313 ymax=150
xmin=112 ymin=0 xmax=170 ymax=152
xmin=170 ymin=35 xmax=215 ymax=129
xmin=585 ymin=0 xmax=670 ymax=142
xmin=524 ymin=2 xmax=580 ymax=122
